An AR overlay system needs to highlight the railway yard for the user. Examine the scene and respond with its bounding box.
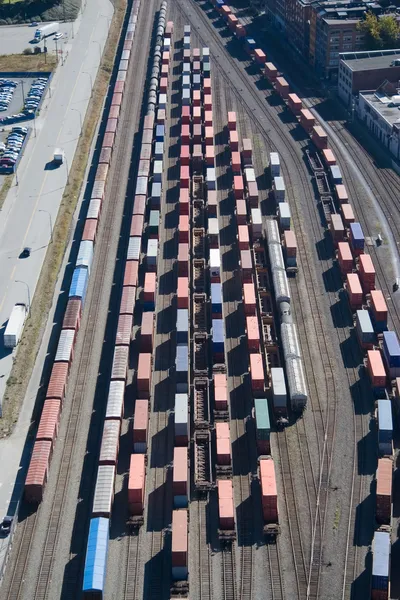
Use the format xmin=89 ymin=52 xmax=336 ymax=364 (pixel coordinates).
xmin=1 ymin=0 xmax=400 ymax=599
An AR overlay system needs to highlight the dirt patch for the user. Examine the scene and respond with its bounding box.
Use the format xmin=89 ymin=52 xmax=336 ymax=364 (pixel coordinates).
xmin=0 ymin=53 xmax=57 ymax=72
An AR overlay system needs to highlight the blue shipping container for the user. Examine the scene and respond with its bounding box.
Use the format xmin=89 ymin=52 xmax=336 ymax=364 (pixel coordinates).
xmin=156 ymin=125 xmax=165 ymax=142
xmin=349 ymin=222 xmax=364 ymax=250
xmin=177 ymin=309 xmax=189 ymax=345
xmin=82 ymin=517 xmax=109 ymax=596
xmin=383 ymin=330 xmax=400 ymax=369
xmin=372 ymin=530 xmax=390 ymax=591
xmin=212 ymin=318 xmax=224 ymax=356
xmin=211 ymin=283 xmax=222 ymax=315
xmin=69 ymin=266 xmax=89 ymax=306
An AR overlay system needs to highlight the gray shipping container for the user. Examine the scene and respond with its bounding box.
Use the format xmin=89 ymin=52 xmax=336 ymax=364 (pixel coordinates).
xmin=127 ymin=236 xmax=141 ymax=261
xmin=147 ymin=239 xmax=158 ymax=268
xmin=202 ymin=47 xmax=210 ymax=62
xmin=87 ymin=198 xmax=101 ymax=220
xmin=278 ymin=202 xmax=291 ymax=231
xmin=270 ymin=152 xmax=280 ymax=177
xmin=372 ymin=530 xmax=390 ymax=580
xmin=55 ymin=329 xmax=75 ymax=363
xmin=92 ymin=465 xmax=115 ymax=517
xmin=273 ymin=176 xmax=285 ymax=202
xmin=175 ymin=393 xmax=189 ymax=438
xmin=182 ymin=75 xmax=191 ymax=89
xmin=286 ymin=356 xmax=307 ymax=411
xmin=209 ymin=248 xmax=221 ymax=279
xmin=356 ymin=309 xmax=375 ymax=345
xmin=177 ymin=309 xmax=189 ymax=345
xmin=192 ymin=74 xmax=201 ymax=89
xmin=208 ymin=217 xmax=219 ymax=237
xmin=136 ymin=176 xmax=148 ymax=196
xmin=154 ymin=141 xmax=164 ymax=160
xmin=176 ymin=345 xmax=189 ymax=392
xmin=182 ymin=88 xmax=191 ymax=106
xmin=271 ymin=367 xmax=287 ymax=411
xmin=105 ymin=381 xmax=125 ymax=420
xmin=281 ymin=322 xmax=301 ymax=360
xmin=153 ymin=160 xmax=163 ymax=182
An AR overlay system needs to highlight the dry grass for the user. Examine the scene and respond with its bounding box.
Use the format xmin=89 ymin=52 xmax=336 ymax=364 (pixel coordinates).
xmin=0 ymin=0 xmax=127 ymax=436
xmin=0 ymin=53 xmax=57 ymax=72
xmin=0 ymin=175 xmax=13 ymax=211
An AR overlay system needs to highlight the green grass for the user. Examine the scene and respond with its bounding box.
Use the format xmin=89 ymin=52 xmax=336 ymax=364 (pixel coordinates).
xmin=0 ymin=0 xmax=127 ymax=436
xmin=333 ymin=506 xmax=341 ymax=531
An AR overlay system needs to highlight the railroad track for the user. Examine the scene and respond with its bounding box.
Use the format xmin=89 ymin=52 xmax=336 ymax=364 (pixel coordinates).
xmin=222 ymin=545 xmax=236 ymax=600
xmin=197 ymin=500 xmax=213 ymax=600
xmin=124 ymin=533 xmax=141 ymax=600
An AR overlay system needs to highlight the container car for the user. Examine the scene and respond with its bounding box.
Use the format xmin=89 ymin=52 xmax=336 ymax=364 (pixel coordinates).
xmin=217 ymin=479 xmax=235 ymax=536
xmin=128 ymin=453 xmax=145 ymax=517
xmin=377 ymin=399 xmax=393 ymax=457
xmin=254 ymin=398 xmax=271 ymax=454
xmin=259 ymin=457 xmax=278 ymax=525
xmin=173 ymin=447 xmax=188 ymax=508
xmin=133 ymin=399 xmax=148 ymax=453
xmin=137 ymin=353 xmax=152 ymax=398
xmin=246 ymin=316 xmax=260 ymax=353
xmin=275 ymin=77 xmax=289 ymax=99
xmin=358 ymin=254 xmax=375 ymax=292
xmin=337 ymin=242 xmax=353 ymax=276
xmin=369 ymin=290 xmax=388 ymax=333
xmin=216 ymin=422 xmax=231 ymax=467
xmin=214 ymin=372 xmax=228 ymax=412
xmin=382 ymin=330 xmax=400 ymax=379
xmin=355 ymin=309 xmax=375 ymax=349
xmin=349 ymin=222 xmax=365 ymax=255
xmin=376 ymin=457 xmax=392 ymax=524
xmin=367 ymin=350 xmax=387 ymax=392
xmin=345 ymin=273 xmax=363 ymax=310
xmin=273 ymin=176 xmax=285 ymax=204
xmin=287 ymin=93 xmax=302 ymax=115
xmin=172 ymin=510 xmax=188 ymax=581
xmin=371 ymin=530 xmax=390 ymax=600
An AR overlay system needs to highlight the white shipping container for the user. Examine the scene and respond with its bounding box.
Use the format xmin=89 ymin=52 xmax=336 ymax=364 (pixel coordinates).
xmin=121 ymin=50 xmax=130 ymax=61
xmin=55 ymin=329 xmax=75 ymax=362
xmin=153 ymin=160 xmax=163 ymax=183
xmin=87 ymin=198 xmax=101 ymax=220
xmin=182 ymin=89 xmax=190 ymax=105
xmin=183 ymin=38 xmax=191 ymax=50
xmin=105 ymin=381 xmax=125 ymax=420
xmin=127 ymin=236 xmax=141 ymax=261
xmin=270 ymin=152 xmax=280 ymax=177
xmin=209 ymin=248 xmax=221 ymax=278
xmin=92 ymin=465 xmax=115 ymax=516
xmin=244 ymin=167 xmax=256 ymax=183
xmin=286 ymin=357 xmax=307 ymax=410
xmin=208 ymin=217 xmax=219 ymax=236
xmin=202 ymin=47 xmax=210 ymax=62
xmin=182 ymin=62 xmax=191 ymax=73
xmin=182 ymin=75 xmax=191 ymax=89
xmin=207 ymin=168 xmax=216 ymax=191
xmin=271 ymin=367 xmax=287 ymax=410
xmin=154 ymin=142 xmax=164 ymax=160
xmin=76 ymin=240 xmax=94 ymax=273
xmin=136 ymin=176 xmax=148 ymax=196
xmin=273 ymin=176 xmax=285 ymax=202
xmin=152 ymin=182 xmax=162 ymax=199
xmin=147 ymin=239 xmax=158 ymax=266
xmin=158 ymin=93 xmax=167 ymax=110
xmin=163 ymin=38 xmax=171 ymax=51
xmin=265 ymin=218 xmax=281 ymax=245
xmin=251 ymin=208 xmax=262 ymax=238
xmin=4 ymin=303 xmax=27 ymax=348
xmin=175 ymin=393 xmax=188 ymax=437
xmin=278 ymin=202 xmax=291 ymax=230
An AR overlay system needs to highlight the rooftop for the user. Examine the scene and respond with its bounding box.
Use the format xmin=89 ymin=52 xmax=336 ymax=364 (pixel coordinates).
xmin=340 ymin=49 xmax=400 ymax=71
xmin=360 ymin=89 xmax=400 ymax=126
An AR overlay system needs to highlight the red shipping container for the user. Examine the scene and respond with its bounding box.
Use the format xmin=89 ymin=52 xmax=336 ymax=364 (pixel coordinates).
xmin=102 ymin=132 xmax=115 ymax=149
xmin=142 ymin=129 xmax=153 ymax=145
xmin=220 ymin=5 xmax=231 ymax=17
xmin=207 ymin=190 xmax=217 ymax=216
xmin=214 ymin=378 xmax=228 ymax=411
xmin=228 ymin=111 xmax=237 ymax=131
xmin=204 ymin=126 xmax=214 ymax=146
xmin=162 ymin=51 xmax=170 ymax=65
xmin=240 ymin=249 xmax=253 ymax=282
xmin=312 ymin=125 xmax=328 ymax=150
xmin=114 ymin=81 xmax=124 ymax=94
xmin=287 ymin=93 xmax=302 ymax=114
xmin=336 ymin=184 xmax=348 ymax=204
xmin=264 ymin=62 xmax=277 ymax=82
xmin=242 ymin=138 xmax=252 ymax=158
xmin=218 ymin=480 xmax=234 ymax=530
xmin=193 ymin=60 xmax=201 ymax=73
xmin=180 ymin=165 xmax=190 ymax=188
xmin=157 ymin=108 xmax=166 ymax=125
xmin=159 ymin=77 xmax=168 ymax=93
xmin=376 ymin=457 xmax=392 ymax=524
xmin=192 ymin=48 xmax=200 ymax=59
xmin=322 ymin=148 xmax=336 ymax=166
xmin=234 ymin=175 xmax=244 ymax=199
xmin=183 ymin=49 xmax=191 ymax=63
xmin=109 ymin=105 xmax=120 ymax=120
xmin=172 ymin=510 xmax=188 ymax=567
xmin=204 ymin=94 xmax=212 ymax=111
xmin=25 ymin=440 xmax=52 ymax=503
xmin=144 ymin=113 xmax=154 ymax=131
xmin=62 ymin=297 xmax=81 ymax=331
xmin=236 ymin=199 xmax=247 ymax=225
xmin=178 ymin=277 xmax=189 ymax=309
xmin=46 ymin=362 xmax=69 ymax=403
xmin=165 ymin=21 xmax=174 ymax=36
xmin=238 ymin=224 xmax=250 ymax=250
xmin=36 ymin=399 xmax=60 ymax=444
xmin=137 ymin=353 xmax=152 ymax=397
xmin=179 ymin=188 xmax=189 ymax=215
xmin=95 ymin=163 xmax=109 ymax=182
xmin=99 ymin=146 xmax=112 ymax=165
xmin=341 ymin=203 xmax=354 ymax=225
xmin=181 ymin=124 xmax=190 ymax=143
xmin=173 ymin=447 xmax=188 ymax=496
xmin=358 ymin=254 xmax=375 ymax=291
xmin=235 ymin=24 xmax=246 ymax=38
xmin=367 ymin=350 xmax=386 ymax=388
xmin=330 ymin=213 xmax=345 ymax=243
xmin=346 ymin=273 xmax=363 ymax=310
xmin=180 ymin=145 xmax=190 ymax=166
xmin=370 ymin=290 xmax=388 ymax=323
xmin=193 ymin=90 xmax=201 ymax=107
xmin=123 ymin=40 xmax=132 ymax=51
xmin=116 ymin=313 xmax=132 ymax=346
xmin=111 ymin=91 xmax=122 ymax=106
xmin=141 ymin=311 xmax=155 ymax=353
xmin=124 ymin=260 xmax=139 ymax=287
xmin=128 ymin=454 xmax=145 ymax=511
xmin=138 ymin=159 xmax=150 ymax=178
xmin=179 ymin=216 xmax=189 ymax=243
xmin=133 ymin=194 xmax=146 ymax=216
xmin=284 ymin=230 xmax=297 ymax=258
xmin=82 ymin=219 xmax=98 ymax=242
xmin=260 ymin=458 xmax=278 ymax=523
xmin=203 ymin=78 xmax=211 ymax=94
xmin=106 ymin=118 xmax=118 ymax=133
xmin=275 ymin=77 xmax=289 ymax=99
xmin=120 ymin=285 xmax=136 ymax=315
xmin=250 ymin=353 xmax=264 ymax=393
xmin=254 ymin=49 xmax=266 ymax=65
xmin=130 ymin=214 xmax=144 ymax=237
xmin=337 ymin=242 xmax=353 ymax=275
xmin=246 ymin=316 xmax=260 ymax=351
xmin=143 ymin=272 xmax=156 ymax=304
xmin=231 ymin=151 xmax=241 ymax=174
xmin=230 ymin=130 xmax=239 ymax=151
xmin=178 ymin=243 xmax=189 ymax=276
xmin=227 ymin=14 xmax=238 ymax=31
xmin=243 ymin=283 xmax=256 ymax=315
xmin=204 ymin=110 xmax=213 ymax=126
xmin=133 ymin=399 xmax=148 ymax=444
xmin=193 ymin=123 xmax=202 ymax=143
xmin=205 ymin=145 xmax=215 ymax=166
xmin=193 ymin=106 xmax=202 ymax=124
xmin=299 ymin=108 xmax=315 ymax=133
xmin=216 ymin=437 xmax=231 ymax=466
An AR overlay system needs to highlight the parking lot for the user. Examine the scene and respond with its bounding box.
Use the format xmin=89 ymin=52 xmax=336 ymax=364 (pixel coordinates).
xmin=0 ymin=77 xmax=34 ymax=118
xmin=0 ymin=23 xmax=73 ymax=56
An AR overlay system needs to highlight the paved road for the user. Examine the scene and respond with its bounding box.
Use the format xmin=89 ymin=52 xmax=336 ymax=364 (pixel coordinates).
xmin=0 ymin=0 xmax=113 ymax=567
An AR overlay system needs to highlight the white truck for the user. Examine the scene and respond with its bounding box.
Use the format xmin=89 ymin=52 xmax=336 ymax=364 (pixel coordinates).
xmin=53 ymin=148 xmax=64 ymax=164
xmin=34 ymin=22 xmax=59 ymax=42
xmin=4 ymin=303 xmax=27 ymax=348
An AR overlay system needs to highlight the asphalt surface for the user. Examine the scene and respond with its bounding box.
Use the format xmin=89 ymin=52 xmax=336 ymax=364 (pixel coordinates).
xmin=0 ymin=22 xmax=76 ymax=56
xmin=0 ymin=0 xmax=113 ymax=575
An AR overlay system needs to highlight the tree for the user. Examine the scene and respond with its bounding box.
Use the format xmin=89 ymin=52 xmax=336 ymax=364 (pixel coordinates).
xmin=357 ymin=12 xmax=400 ymax=50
